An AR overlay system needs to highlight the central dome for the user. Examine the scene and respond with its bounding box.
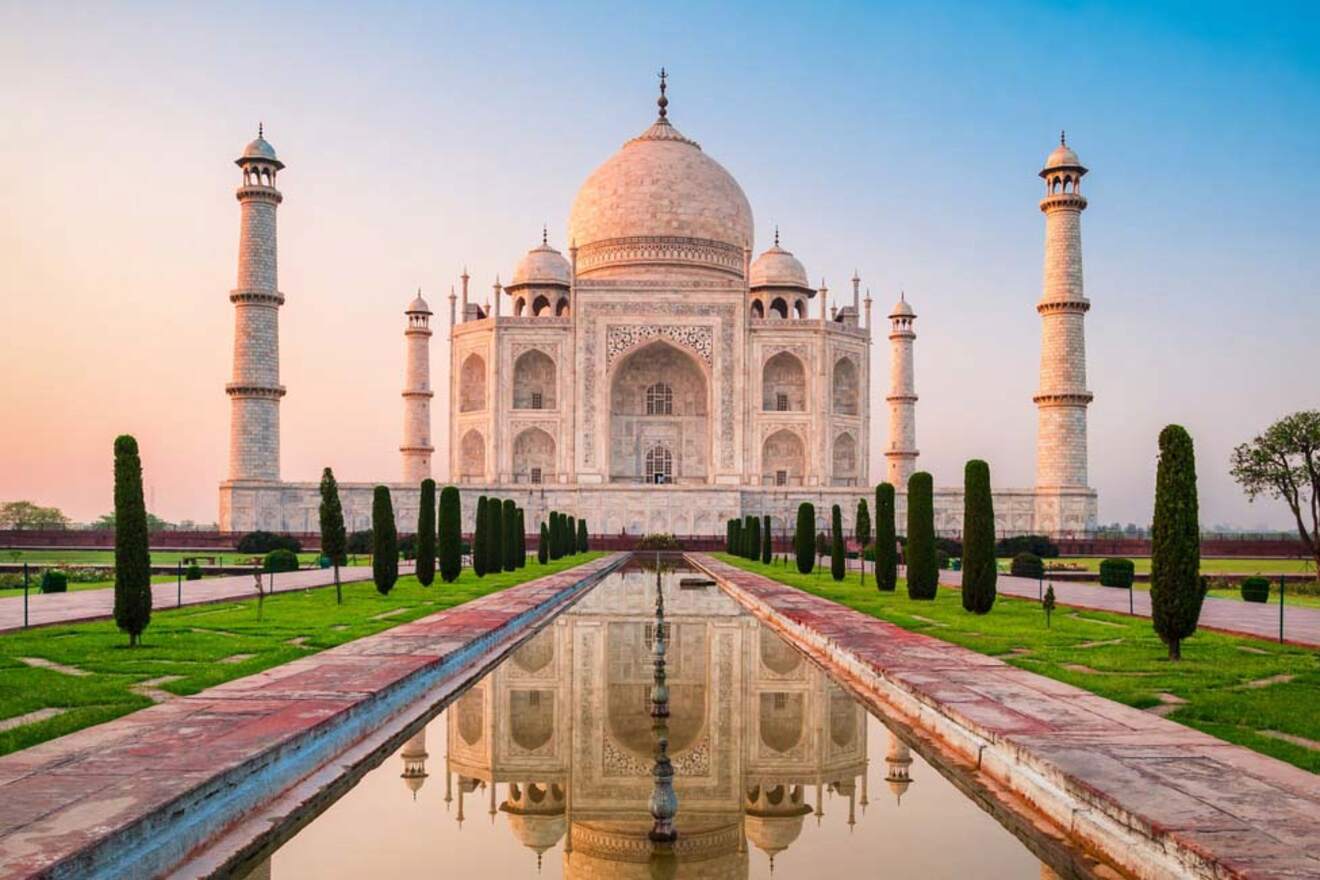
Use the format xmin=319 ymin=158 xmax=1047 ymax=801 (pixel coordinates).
xmin=568 ymin=115 xmax=753 ymax=279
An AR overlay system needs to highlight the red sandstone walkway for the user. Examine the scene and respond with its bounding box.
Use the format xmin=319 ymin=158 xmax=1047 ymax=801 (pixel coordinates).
xmin=0 ymin=565 xmax=393 ymax=633
xmin=935 ymin=569 xmax=1320 ymax=648
xmin=0 ymin=553 xmax=623 ymax=880
xmin=697 ymin=554 xmax=1320 ymax=880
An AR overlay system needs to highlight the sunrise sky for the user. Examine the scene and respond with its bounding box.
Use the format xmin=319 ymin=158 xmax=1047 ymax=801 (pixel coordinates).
xmin=1 ymin=1 xmax=1316 ymax=528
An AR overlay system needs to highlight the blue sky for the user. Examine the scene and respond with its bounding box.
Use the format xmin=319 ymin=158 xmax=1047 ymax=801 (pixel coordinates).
xmin=1 ymin=0 xmax=1316 ymax=527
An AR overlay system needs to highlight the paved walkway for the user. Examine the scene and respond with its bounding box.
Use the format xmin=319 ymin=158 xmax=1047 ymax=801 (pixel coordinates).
xmin=0 ymin=565 xmax=393 ymax=633
xmin=935 ymin=569 xmax=1320 ymax=648
xmin=0 ymin=554 xmax=624 ymax=880
xmin=698 ymin=554 xmax=1320 ymax=880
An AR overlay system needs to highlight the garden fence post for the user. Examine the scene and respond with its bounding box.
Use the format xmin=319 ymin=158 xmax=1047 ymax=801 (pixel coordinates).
xmin=23 ymin=562 xmax=29 ymax=629
xmin=1129 ymin=580 xmax=1133 ymax=616
xmin=177 ymin=561 xmax=182 ymax=608
xmin=1279 ymin=575 xmax=1284 ymax=644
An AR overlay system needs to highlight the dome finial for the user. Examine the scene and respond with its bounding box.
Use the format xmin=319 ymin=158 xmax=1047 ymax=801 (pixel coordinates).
xmin=773 ymin=225 xmax=780 ymax=247
xmin=657 ymin=67 xmax=668 ymax=119
xmin=1060 ymin=129 xmax=1066 ymax=146
xmin=258 ymin=122 xmax=263 ymax=139
xmin=542 ymin=224 xmax=548 ymax=246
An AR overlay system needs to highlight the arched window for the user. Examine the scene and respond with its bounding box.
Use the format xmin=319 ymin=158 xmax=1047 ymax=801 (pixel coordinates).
xmin=769 ymin=297 xmax=788 ymax=319
xmin=645 ymin=445 xmax=673 ymax=484
xmin=645 ymin=382 xmax=673 ymax=416
xmin=555 ymin=297 xmax=570 ymax=316
xmin=531 ymin=294 xmax=551 ymax=316
xmin=794 ymin=299 xmax=807 ymax=319
xmin=750 ymin=300 xmax=765 ymax=319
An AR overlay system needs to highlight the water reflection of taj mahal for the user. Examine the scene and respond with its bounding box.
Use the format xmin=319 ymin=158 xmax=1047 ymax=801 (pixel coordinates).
xmin=398 ymin=565 xmax=915 ymax=877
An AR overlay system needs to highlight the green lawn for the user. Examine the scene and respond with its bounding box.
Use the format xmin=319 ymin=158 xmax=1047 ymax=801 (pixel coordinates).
xmin=716 ymin=554 xmax=1320 ymax=773
xmin=1052 ymin=556 xmax=1315 ymax=575
xmin=0 ymin=553 xmax=603 ymax=756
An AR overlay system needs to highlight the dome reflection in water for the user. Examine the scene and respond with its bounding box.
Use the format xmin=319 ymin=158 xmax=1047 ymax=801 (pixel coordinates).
xmin=241 ymin=559 xmax=1058 ymax=879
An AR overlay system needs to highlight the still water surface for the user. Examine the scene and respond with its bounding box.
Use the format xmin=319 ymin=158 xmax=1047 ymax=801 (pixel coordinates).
xmin=239 ymin=560 xmax=1066 ymax=879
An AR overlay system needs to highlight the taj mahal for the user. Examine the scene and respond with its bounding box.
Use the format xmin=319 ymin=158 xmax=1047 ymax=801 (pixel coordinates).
xmin=218 ymin=74 xmax=1098 ymax=538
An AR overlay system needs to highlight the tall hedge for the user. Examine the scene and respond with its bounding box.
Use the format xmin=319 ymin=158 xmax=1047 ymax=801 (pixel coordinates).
xmin=113 ymin=435 xmax=151 ymax=645
xmin=538 ymin=521 xmax=550 ymax=564
xmin=960 ymin=460 xmax=997 ymax=613
xmin=1150 ymin=425 xmax=1204 ymax=660
xmin=830 ymin=504 xmax=845 ymax=581
xmin=761 ymin=514 xmax=772 ymax=564
xmin=371 ymin=485 xmax=398 ymax=595
xmin=473 ymin=496 xmax=488 ymax=577
xmin=731 ymin=519 xmax=743 ymax=560
xmin=438 ymin=485 xmax=462 ymax=582
xmin=906 ymin=472 xmax=937 ymax=600
xmin=578 ymin=518 xmax=588 ymax=553
xmin=319 ymin=467 xmax=348 ymax=604
xmin=516 ymin=508 xmax=527 ymax=568
xmin=743 ymin=516 xmax=756 ymax=560
xmin=794 ymin=502 xmax=815 ymax=574
xmin=416 ymin=479 xmax=437 ymax=586
xmin=567 ymin=516 xmax=577 ymax=556
xmin=875 ymin=483 xmax=897 ymax=592
xmin=726 ymin=519 xmax=736 ymax=554
xmin=500 ymin=499 xmax=516 ymax=571
xmin=487 ymin=497 xmax=504 ymax=575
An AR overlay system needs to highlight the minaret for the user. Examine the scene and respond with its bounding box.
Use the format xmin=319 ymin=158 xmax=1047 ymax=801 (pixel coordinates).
xmin=884 ymin=731 xmax=913 ymax=805
xmin=227 ymin=126 xmax=286 ymax=483
xmin=400 ymin=727 xmax=429 ymax=800
xmin=1034 ymin=132 xmax=1093 ymax=492
xmin=401 ymin=290 xmax=434 ymax=482
xmin=885 ymin=293 xmax=918 ymax=487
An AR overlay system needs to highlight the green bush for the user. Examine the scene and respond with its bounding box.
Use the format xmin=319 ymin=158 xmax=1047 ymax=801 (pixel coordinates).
xmin=935 ymin=549 xmax=949 ymax=570
xmin=960 ymin=459 xmax=997 ymax=614
xmin=264 ymin=548 xmax=299 ymax=573
xmin=372 ymin=485 xmax=399 ymax=595
xmin=829 ymin=504 xmax=845 ymax=581
xmin=398 ymin=533 xmax=418 ymax=561
xmin=761 ymin=514 xmax=772 ymax=565
xmin=538 ymin=521 xmax=550 ymax=564
xmin=438 ymin=486 xmax=462 ymax=583
xmin=186 ymin=563 xmax=203 ymax=581
xmin=1099 ymin=558 xmax=1135 ymax=589
xmin=905 ymin=472 xmax=937 ymax=600
xmin=40 ymin=570 xmax=68 ymax=593
xmin=875 ymin=483 xmax=897 ymax=592
xmin=794 ymin=503 xmax=815 ymax=574
xmin=995 ymin=534 xmax=1059 ymax=559
xmin=578 ymin=518 xmax=589 ymax=553
xmin=1010 ymin=552 xmax=1044 ymax=579
xmin=1240 ymin=576 xmax=1270 ymax=603
xmin=416 ymin=479 xmax=436 ymax=586
xmin=473 ymin=497 xmax=489 ymax=576
xmin=236 ymin=530 xmax=302 ymax=555
xmin=347 ymin=530 xmax=372 ymax=555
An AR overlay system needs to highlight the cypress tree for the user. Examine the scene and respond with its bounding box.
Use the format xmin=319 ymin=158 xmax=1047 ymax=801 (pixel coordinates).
xmin=731 ymin=519 xmax=743 ymax=559
xmin=855 ymin=499 xmax=871 ymax=585
xmin=830 ymin=504 xmax=846 ymax=581
xmin=578 ymin=517 xmax=588 ymax=553
xmin=761 ymin=514 xmax=772 ymax=565
xmin=113 ymin=435 xmax=151 ymax=646
xmin=473 ymin=496 xmax=489 ymax=577
xmin=726 ymin=519 xmax=736 ymax=554
xmin=567 ymin=516 xmax=577 ymax=556
xmin=875 ymin=483 xmax=898 ymax=592
xmin=371 ymin=485 xmax=398 ymax=595
xmin=546 ymin=512 xmax=557 ymax=560
xmin=416 ymin=479 xmax=437 ymax=586
xmin=516 ymin=508 xmax=527 ymax=568
xmin=538 ymin=521 xmax=550 ymax=564
xmin=438 ymin=485 xmax=462 ymax=583
xmin=960 ymin=460 xmax=997 ymax=613
xmin=319 ymin=467 xmax=348 ymax=605
xmin=499 ymin=499 xmax=515 ymax=571
xmin=748 ymin=516 xmax=761 ymax=561
xmin=794 ymin=502 xmax=815 ymax=574
xmin=906 ymin=472 xmax=937 ymax=600
xmin=1150 ymin=425 xmax=1204 ymax=660
xmin=487 ymin=497 xmax=504 ymax=575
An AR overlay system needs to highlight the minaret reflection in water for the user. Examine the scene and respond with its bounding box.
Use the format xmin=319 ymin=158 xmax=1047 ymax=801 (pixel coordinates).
xmin=648 ymin=553 xmax=679 ymax=870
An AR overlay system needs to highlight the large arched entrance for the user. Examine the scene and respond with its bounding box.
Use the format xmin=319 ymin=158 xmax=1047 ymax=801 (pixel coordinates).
xmin=608 ymin=340 xmax=709 ymax=484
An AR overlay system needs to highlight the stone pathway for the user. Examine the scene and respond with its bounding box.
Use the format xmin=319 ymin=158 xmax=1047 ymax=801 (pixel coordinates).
xmin=936 ymin=569 xmax=1320 ymax=647
xmin=698 ymin=554 xmax=1320 ymax=880
xmin=0 ymin=554 xmax=624 ymax=880
xmin=0 ymin=565 xmax=394 ymax=634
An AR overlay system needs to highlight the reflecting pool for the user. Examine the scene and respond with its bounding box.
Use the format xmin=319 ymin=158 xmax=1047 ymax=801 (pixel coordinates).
xmin=237 ymin=559 xmax=1088 ymax=878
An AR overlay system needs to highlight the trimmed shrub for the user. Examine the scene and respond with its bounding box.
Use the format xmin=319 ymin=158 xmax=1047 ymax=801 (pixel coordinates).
xmin=236 ymin=530 xmax=301 ymax=555
xmin=113 ymin=435 xmax=151 ymax=645
xmin=1150 ymin=425 xmax=1205 ymax=660
xmin=371 ymin=486 xmax=398 ymax=595
xmin=566 ymin=515 xmax=576 ymax=556
xmin=960 ymin=460 xmax=997 ymax=614
xmin=1240 ymin=576 xmax=1270 ymax=603
xmin=487 ymin=497 xmax=504 ymax=575
xmin=40 ymin=570 xmax=68 ymax=594
xmin=319 ymin=467 xmax=348 ymax=604
xmin=794 ymin=503 xmax=815 ymax=574
xmin=731 ymin=519 xmax=743 ymax=560
xmin=473 ymin=496 xmax=489 ymax=576
xmin=264 ymin=548 xmax=299 ymax=573
xmin=516 ymin=508 xmax=527 ymax=568
xmin=503 ymin=499 xmax=519 ymax=571
xmin=578 ymin=518 xmax=589 ymax=553
xmin=1011 ymin=552 xmax=1044 ymax=580
xmin=875 ymin=483 xmax=897 ymax=592
xmin=747 ymin=515 xmax=760 ymax=561
xmin=761 ymin=514 xmax=772 ymax=565
xmin=905 ymin=472 xmax=938 ymax=600
xmin=830 ymin=505 xmax=845 ymax=581
xmin=398 ymin=534 xmax=418 ymax=561
xmin=538 ymin=521 xmax=550 ymax=564
xmin=438 ymin=486 xmax=462 ymax=583
xmin=995 ymin=534 xmax=1059 ymax=559
xmin=347 ymin=530 xmax=372 ymax=555
xmin=1099 ymin=558 xmax=1135 ymax=589
xmin=726 ymin=519 xmax=736 ymax=554
xmin=186 ymin=563 xmax=203 ymax=581
xmin=416 ymin=479 xmax=436 ymax=586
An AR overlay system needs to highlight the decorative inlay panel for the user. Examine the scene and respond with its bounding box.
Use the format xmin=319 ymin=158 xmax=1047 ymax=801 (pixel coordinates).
xmin=605 ymin=324 xmax=712 ymax=369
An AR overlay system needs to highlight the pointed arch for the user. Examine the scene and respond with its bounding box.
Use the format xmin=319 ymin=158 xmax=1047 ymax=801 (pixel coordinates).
xmin=762 ymin=351 xmax=806 ymax=411
xmin=761 ymin=429 xmax=805 ymax=486
xmin=459 ymin=353 xmax=487 ymax=412
xmin=832 ymin=431 xmax=858 ymax=485
xmin=512 ymin=426 xmax=556 ymax=484
xmin=459 ymin=429 xmax=485 ymax=481
xmin=513 ymin=349 xmax=556 ymax=409
xmin=832 ymin=357 xmax=859 ymax=415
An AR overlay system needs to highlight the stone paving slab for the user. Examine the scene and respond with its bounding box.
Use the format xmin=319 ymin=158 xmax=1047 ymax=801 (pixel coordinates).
xmin=0 ymin=553 xmax=624 ymax=880
xmin=0 ymin=565 xmax=394 ymax=634
xmin=935 ymin=568 xmax=1320 ymax=648
xmin=695 ymin=554 xmax=1320 ymax=880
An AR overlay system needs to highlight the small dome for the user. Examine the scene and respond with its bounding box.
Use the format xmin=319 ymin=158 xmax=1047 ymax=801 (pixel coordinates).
xmin=406 ymin=292 xmax=431 ymax=314
xmin=509 ymin=239 xmax=571 ymax=289
xmin=243 ymin=136 xmax=278 ymax=161
xmin=1042 ymin=133 xmax=1084 ymax=172
xmin=889 ymin=293 xmax=915 ymax=318
xmin=744 ymin=813 xmax=808 ymax=856
xmin=749 ymin=242 xmax=811 ymax=293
